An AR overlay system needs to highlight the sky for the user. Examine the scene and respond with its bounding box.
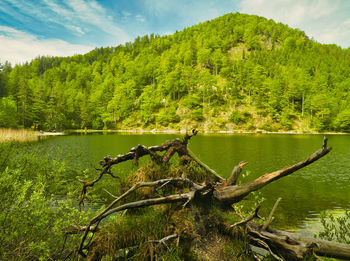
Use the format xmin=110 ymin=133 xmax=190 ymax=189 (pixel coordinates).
xmin=0 ymin=0 xmax=349 ymax=65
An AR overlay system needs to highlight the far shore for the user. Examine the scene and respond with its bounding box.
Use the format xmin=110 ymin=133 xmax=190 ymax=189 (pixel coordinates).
xmin=1 ymin=128 xmax=348 ymax=143
xmin=68 ymin=128 xmax=350 ymax=136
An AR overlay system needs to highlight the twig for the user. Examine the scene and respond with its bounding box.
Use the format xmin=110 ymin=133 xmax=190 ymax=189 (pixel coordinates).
xmin=187 ymin=148 xmax=225 ymax=182
xmin=149 ymin=234 xmax=179 ymax=250
xmin=262 ymin=197 xmax=282 ymax=231
xmin=78 ymin=178 xmax=202 ymax=255
xmin=249 ymin=236 xmax=284 ymax=261
xmin=231 ymin=205 xmax=263 ymax=228
xmin=103 ymin=188 xmax=118 ymax=199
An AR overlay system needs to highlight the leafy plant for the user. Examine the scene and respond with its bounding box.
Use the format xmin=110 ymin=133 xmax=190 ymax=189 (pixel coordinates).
xmin=318 ymin=210 xmax=350 ymax=244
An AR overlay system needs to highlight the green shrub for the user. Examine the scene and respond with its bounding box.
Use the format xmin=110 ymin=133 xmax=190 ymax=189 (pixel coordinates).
xmin=319 ymin=210 xmax=350 ymax=244
xmin=192 ymin=108 xmax=204 ymax=121
xmin=0 ymin=166 xmax=92 ymax=260
xmin=333 ymin=109 xmax=350 ymax=132
xmin=229 ymin=110 xmax=250 ymax=125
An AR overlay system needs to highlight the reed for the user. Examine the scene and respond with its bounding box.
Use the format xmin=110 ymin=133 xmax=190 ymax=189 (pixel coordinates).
xmin=0 ymin=128 xmax=39 ymax=142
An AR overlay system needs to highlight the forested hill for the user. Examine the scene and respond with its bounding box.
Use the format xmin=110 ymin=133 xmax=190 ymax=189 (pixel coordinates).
xmin=1 ymin=12 xmax=350 ymax=132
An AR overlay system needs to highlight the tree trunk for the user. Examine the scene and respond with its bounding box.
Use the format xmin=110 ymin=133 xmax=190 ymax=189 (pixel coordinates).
xmin=73 ymin=132 xmax=350 ymax=260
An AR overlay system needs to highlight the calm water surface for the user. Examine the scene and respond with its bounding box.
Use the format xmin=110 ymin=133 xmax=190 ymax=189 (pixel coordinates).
xmin=34 ymin=133 xmax=350 ymax=235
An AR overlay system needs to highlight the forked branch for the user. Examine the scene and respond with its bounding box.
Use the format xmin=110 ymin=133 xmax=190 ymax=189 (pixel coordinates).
xmin=214 ymin=137 xmax=332 ymax=204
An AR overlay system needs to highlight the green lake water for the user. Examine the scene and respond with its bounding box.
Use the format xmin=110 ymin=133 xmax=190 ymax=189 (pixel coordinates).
xmin=33 ymin=133 xmax=350 ymax=236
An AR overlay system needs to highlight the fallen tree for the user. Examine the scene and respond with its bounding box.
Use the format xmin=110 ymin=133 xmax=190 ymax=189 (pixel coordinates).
xmin=72 ymin=130 xmax=350 ymax=260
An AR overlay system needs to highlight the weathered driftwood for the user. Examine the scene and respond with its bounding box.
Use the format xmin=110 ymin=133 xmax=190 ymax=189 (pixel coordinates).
xmin=213 ymin=137 xmax=332 ymax=204
xmin=78 ymin=130 xmax=199 ymax=206
xmin=75 ymin=133 xmax=350 ymax=260
xmin=248 ymin=222 xmax=350 ymax=260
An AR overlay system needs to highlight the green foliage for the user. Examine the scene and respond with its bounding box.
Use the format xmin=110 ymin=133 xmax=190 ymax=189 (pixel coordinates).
xmin=319 ymin=210 xmax=350 ymax=244
xmin=0 ymin=96 xmax=18 ymax=127
xmin=333 ymin=109 xmax=350 ymax=132
xmin=0 ymin=13 xmax=350 ymax=132
xmin=229 ymin=110 xmax=251 ymax=125
xmin=0 ymin=142 xmax=93 ymax=260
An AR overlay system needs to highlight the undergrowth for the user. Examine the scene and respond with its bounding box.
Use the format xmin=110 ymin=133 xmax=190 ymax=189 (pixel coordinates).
xmin=85 ymin=156 xmax=254 ymax=260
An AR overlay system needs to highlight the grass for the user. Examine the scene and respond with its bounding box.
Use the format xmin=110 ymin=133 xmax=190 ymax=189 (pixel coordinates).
xmin=0 ymin=128 xmax=39 ymax=143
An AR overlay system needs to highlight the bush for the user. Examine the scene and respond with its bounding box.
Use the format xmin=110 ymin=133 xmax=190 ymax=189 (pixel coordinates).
xmin=192 ymin=108 xmax=204 ymax=121
xmin=333 ymin=109 xmax=350 ymax=132
xmin=229 ymin=110 xmax=250 ymax=125
xmin=319 ymin=210 xmax=350 ymax=244
xmin=0 ymin=142 xmax=94 ymax=260
xmin=0 ymin=165 xmax=92 ymax=260
xmin=157 ymin=106 xmax=180 ymax=126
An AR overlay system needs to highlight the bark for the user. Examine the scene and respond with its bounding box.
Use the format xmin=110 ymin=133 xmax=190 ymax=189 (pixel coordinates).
xmin=248 ymin=222 xmax=350 ymax=260
xmin=74 ymin=133 xmax=347 ymax=260
xmin=213 ymin=137 xmax=332 ymax=204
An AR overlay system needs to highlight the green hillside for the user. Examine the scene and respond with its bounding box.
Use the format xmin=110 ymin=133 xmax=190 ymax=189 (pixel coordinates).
xmin=1 ymin=12 xmax=350 ymax=132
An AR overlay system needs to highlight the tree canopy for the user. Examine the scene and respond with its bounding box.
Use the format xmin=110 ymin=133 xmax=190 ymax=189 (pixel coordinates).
xmin=1 ymin=13 xmax=350 ymax=132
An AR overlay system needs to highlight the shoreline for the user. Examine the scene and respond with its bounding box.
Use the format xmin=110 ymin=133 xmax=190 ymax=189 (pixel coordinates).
xmin=68 ymin=128 xmax=350 ymax=136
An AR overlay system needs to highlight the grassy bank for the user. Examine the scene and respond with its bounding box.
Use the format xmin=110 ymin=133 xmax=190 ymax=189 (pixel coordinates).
xmin=0 ymin=128 xmax=39 ymax=143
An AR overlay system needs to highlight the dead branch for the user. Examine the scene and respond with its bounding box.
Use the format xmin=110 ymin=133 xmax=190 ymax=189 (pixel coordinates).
xmin=248 ymin=235 xmax=284 ymax=261
xmin=248 ymin=222 xmax=350 ymax=260
xmin=230 ymin=205 xmax=263 ymax=228
xmin=149 ymin=234 xmax=179 ymax=250
xmin=262 ymin=197 xmax=282 ymax=231
xmin=225 ymin=161 xmax=249 ymax=186
xmin=187 ymin=148 xmax=225 ymax=182
xmin=74 ymin=134 xmax=348 ymax=260
xmin=78 ymin=177 xmax=203 ymax=256
xmin=78 ymin=131 xmax=198 ymax=205
xmin=213 ymin=137 xmax=332 ymax=204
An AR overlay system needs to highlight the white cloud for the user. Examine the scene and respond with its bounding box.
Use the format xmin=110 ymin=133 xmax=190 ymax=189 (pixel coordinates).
xmin=240 ymin=0 xmax=339 ymax=27
xmin=64 ymin=0 xmax=132 ymax=43
xmin=239 ymin=0 xmax=350 ymax=48
xmin=135 ymin=14 xmax=145 ymax=23
xmin=2 ymin=0 xmax=132 ymax=45
xmin=0 ymin=26 xmax=93 ymax=65
xmin=64 ymin=24 xmax=85 ymax=36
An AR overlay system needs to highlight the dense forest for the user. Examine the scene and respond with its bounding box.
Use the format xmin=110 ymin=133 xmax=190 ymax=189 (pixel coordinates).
xmin=1 ymin=12 xmax=350 ymax=132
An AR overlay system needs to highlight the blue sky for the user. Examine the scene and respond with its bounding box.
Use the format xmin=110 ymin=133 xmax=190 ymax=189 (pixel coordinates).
xmin=0 ymin=0 xmax=349 ymax=64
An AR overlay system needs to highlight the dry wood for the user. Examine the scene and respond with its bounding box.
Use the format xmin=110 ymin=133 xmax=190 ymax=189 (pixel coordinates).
xmin=262 ymin=197 xmax=282 ymax=231
xmin=230 ymin=205 xmax=263 ymax=228
xmin=78 ymin=130 xmax=198 ymax=206
xmin=149 ymin=234 xmax=179 ymax=250
xmin=78 ymin=177 xmax=203 ymax=256
xmin=213 ymin=137 xmax=332 ymax=204
xmin=248 ymin=222 xmax=350 ymax=260
xmin=74 ymin=134 xmax=350 ymax=260
xmin=225 ymin=161 xmax=248 ymax=186
xmin=187 ymin=148 xmax=225 ymax=182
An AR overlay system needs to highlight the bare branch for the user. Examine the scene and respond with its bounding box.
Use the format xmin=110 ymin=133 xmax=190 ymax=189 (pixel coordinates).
xmin=249 ymin=235 xmax=284 ymax=261
xmin=149 ymin=234 xmax=179 ymax=250
xmin=214 ymin=138 xmax=332 ymax=204
xmin=78 ymin=178 xmax=202 ymax=255
xmin=225 ymin=161 xmax=248 ymax=186
xmin=187 ymin=148 xmax=225 ymax=182
xmin=262 ymin=197 xmax=282 ymax=231
xmin=231 ymin=205 xmax=263 ymax=228
xmin=79 ymin=132 xmax=199 ymax=205
xmin=103 ymin=188 xmax=118 ymax=199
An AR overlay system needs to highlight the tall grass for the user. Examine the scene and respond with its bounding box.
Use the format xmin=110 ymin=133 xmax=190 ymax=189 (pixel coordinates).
xmin=0 ymin=128 xmax=39 ymax=142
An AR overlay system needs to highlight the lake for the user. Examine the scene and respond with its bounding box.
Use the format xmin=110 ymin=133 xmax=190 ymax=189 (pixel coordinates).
xmin=33 ymin=132 xmax=350 ymax=236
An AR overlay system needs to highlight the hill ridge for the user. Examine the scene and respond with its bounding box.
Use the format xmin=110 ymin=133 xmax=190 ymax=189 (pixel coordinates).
xmin=1 ymin=12 xmax=350 ymax=132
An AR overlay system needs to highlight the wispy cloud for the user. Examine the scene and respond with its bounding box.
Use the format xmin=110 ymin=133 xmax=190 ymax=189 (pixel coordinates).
xmin=1 ymin=0 xmax=132 ymax=43
xmin=0 ymin=26 xmax=93 ymax=65
xmin=135 ymin=14 xmax=145 ymax=23
xmin=239 ymin=0 xmax=350 ymax=48
xmin=0 ymin=0 xmax=134 ymax=63
xmin=63 ymin=0 xmax=131 ymax=42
